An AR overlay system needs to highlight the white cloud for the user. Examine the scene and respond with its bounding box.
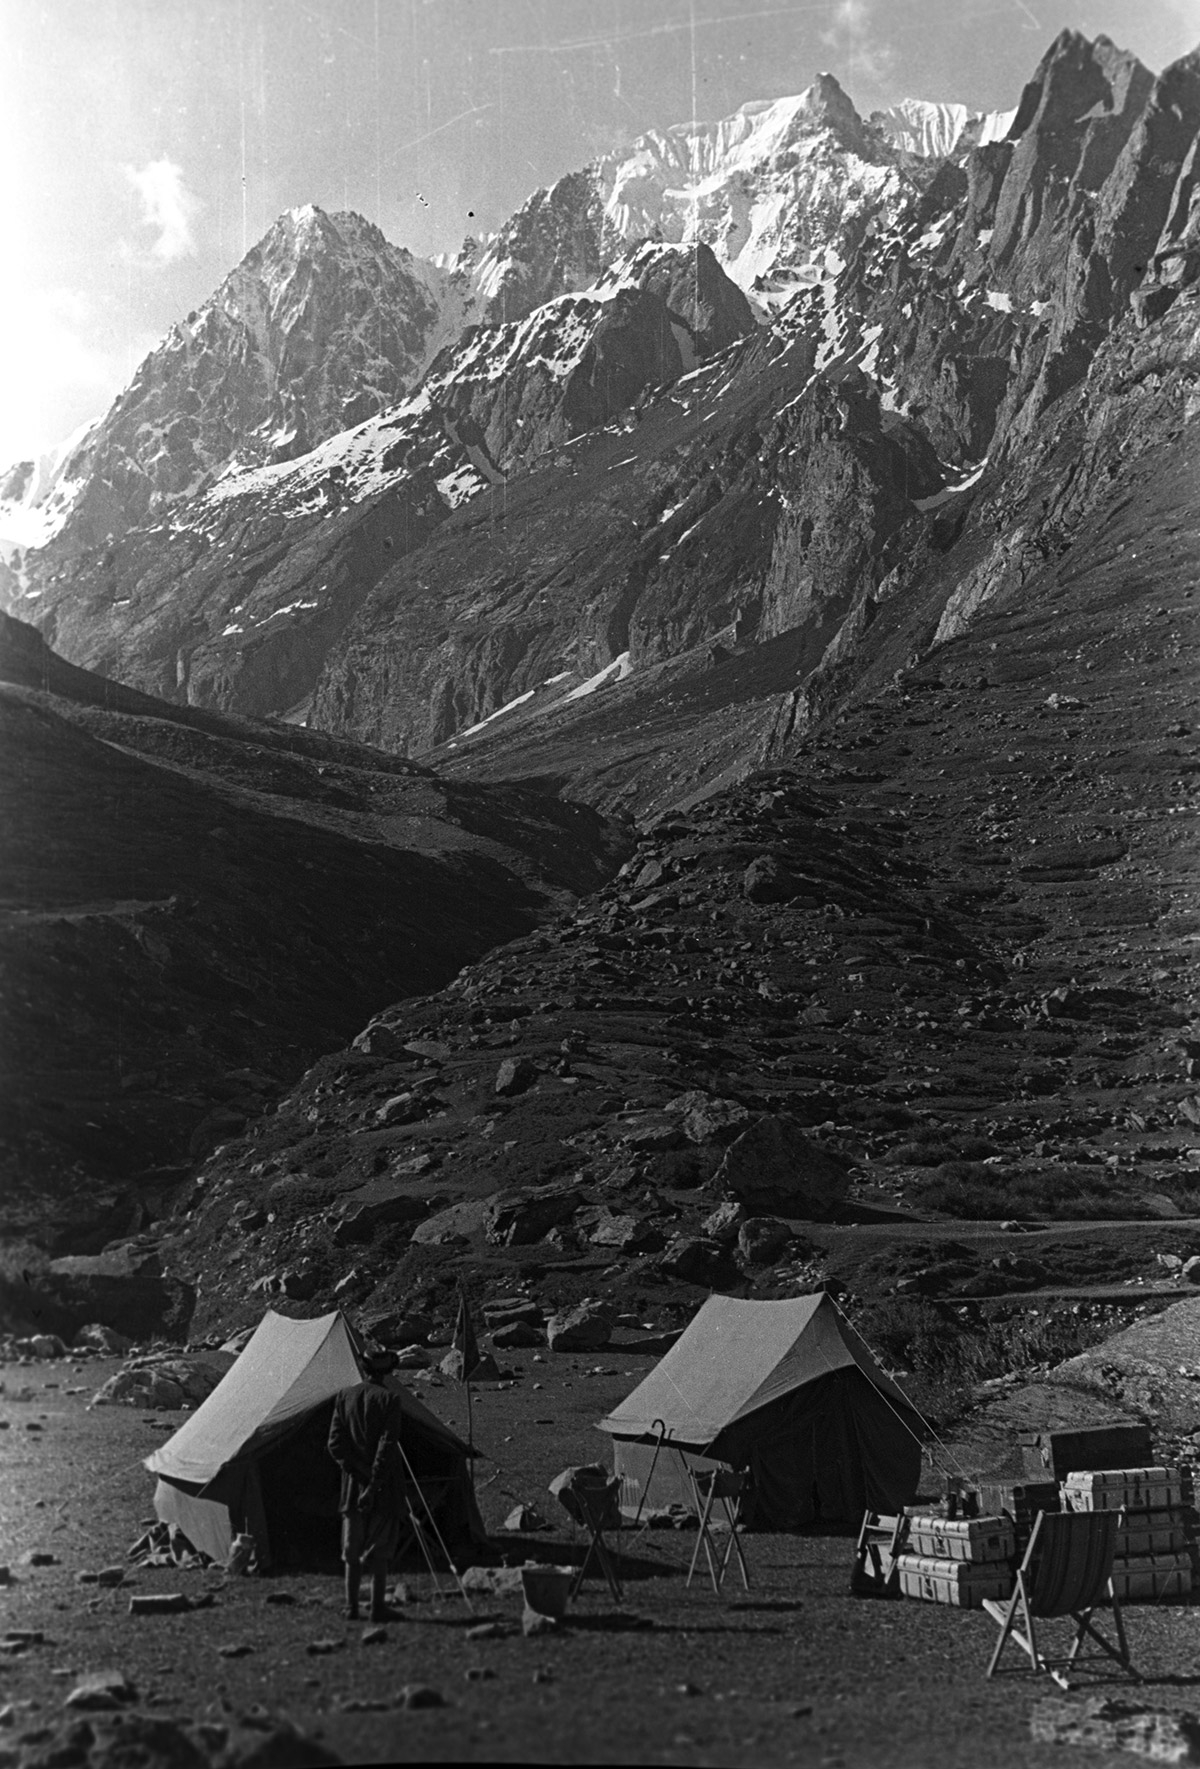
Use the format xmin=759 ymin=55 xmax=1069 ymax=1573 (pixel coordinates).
xmin=124 ymin=157 xmax=199 ymax=262
xmin=0 ymin=286 xmax=134 ymax=469
xmin=820 ymin=0 xmax=896 ymax=92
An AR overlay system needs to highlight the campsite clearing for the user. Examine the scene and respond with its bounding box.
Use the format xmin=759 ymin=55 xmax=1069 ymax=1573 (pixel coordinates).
xmin=2 ymin=1352 xmax=1198 ymax=1767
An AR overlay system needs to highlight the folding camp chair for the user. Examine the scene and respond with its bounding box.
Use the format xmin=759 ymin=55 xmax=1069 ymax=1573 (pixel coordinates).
xmin=984 ymin=1509 xmax=1135 ymax=1689
xmin=569 ymin=1482 xmax=624 ymax=1604
xmin=851 ymin=1511 xmax=908 ymax=1598
xmin=686 ymin=1467 xmax=751 ymax=1595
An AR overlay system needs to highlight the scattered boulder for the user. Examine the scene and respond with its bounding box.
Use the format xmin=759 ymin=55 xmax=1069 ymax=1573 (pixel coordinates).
xmin=351 ymin=1020 xmax=410 ymax=1059
xmin=665 ymin=1093 xmax=753 ymax=1146
xmin=701 ymin=1200 xmax=746 ymax=1244
xmin=742 ymin=855 xmax=801 ymax=904
xmin=737 ymin=1217 xmax=792 ymax=1265
xmin=362 ymin=1310 xmax=434 ymax=1345
xmin=483 ymin=1300 xmax=543 ymax=1330
xmin=588 ymin=1212 xmax=665 ymax=1253
xmin=73 ymin=1324 xmax=133 ymax=1355
xmin=657 ymin=1237 xmax=732 ymax=1286
xmin=63 ymin=1670 xmax=137 ymax=1711
xmin=91 ymin=1350 xmax=234 ymax=1411
xmin=609 ymin=1110 xmax=685 ymax=1152
xmin=492 ymin=1320 xmax=542 ymax=1349
xmin=485 ymin=1187 xmax=578 ymax=1247
xmin=334 ymin=1183 xmax=433 ymax=1245
xmin=410 ymin=1199 xmax=490 ymax=1246
xmin=1185 ymin=1257 xmax=1200 ymax=1285
xmin=715 ymin=1115 xmax=849 ymax=1216
xmin=495 ymin=1057 xmax=538 ymax=1097
xmin=546 ymin=1300 xmax=615 ymax=1352
xmin=439 ymin=1348 xmax=502 ymax=1381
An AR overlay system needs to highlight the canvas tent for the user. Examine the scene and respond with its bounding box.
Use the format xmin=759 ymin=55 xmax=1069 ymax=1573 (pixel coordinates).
xmin=145 ymin=1309 xmax=484 ymax=1568
xmin=598 ymin=1293 xmax=923 ymax=1528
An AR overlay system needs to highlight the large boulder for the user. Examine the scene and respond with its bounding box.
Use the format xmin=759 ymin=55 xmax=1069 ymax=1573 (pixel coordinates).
xmin=333 ymin=1182 xmax=436 ymax=1245
xmin=588 ymin=1212 xmax=666 ymax=1253
xmin=664 ymin=1093 xmax=753 ymax=1146
xmin=74 ymin=1323 xmax=134 ymax=1354
xmin=495 ymin=1057 xmax=538 ymax=1097
xmin=45 ymin=1243 xmax=194 ymax=1341
xmin=657 ymin=1236 xmax=733 ymax=1286
xmin=608 ymin=1109 xmax=686 ymax=1152
xmin=92 ymin=1351 xmax=233 ymax=1410
xmin=714 ymin=1115 xmax=849 ymax=1216
xmin=410 ymin=1200 xmax=490 ymax=1246
xmin=546 ymin=1300 xmax=615 ymax=1352
xmin=737 ymin=1217 xmax=793 ymax=1265
xmin=485 ymin=1187 xmax=578 ymax=1247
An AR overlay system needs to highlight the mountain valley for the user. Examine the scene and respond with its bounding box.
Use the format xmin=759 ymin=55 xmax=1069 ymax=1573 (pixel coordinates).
xmin=2 ymin=28 xmax=1200 ymax=1410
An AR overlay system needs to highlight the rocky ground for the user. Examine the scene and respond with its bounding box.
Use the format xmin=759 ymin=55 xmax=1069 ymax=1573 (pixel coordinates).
xmin=4 ymin=1350 xmax=1200 ymax=1769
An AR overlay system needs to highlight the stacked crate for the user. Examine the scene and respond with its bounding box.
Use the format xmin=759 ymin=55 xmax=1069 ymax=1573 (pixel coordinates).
xmin=1060 ymin=1466 xmax=1194 ymax=1602
xmin=893 ymin=1513 xmax=1015 ymax=1609
xmin=972 ymin=1480 xmax=1060 ymax=1556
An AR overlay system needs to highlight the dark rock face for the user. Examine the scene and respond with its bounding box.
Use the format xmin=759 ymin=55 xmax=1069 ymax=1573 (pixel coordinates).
xmin=715 ymin=1116 xmax=849 ymax=1217
xmin=39 ymin=207 xmax=453 ymax=554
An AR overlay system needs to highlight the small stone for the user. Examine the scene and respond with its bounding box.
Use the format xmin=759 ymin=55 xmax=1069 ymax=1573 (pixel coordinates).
xmin=19 ymin=1551 xmax=57 ymax=1567
xmin=466 ymin=1622 xmax=506 ymax=1640
xmin=360 ymin=1627 xmax=387 ymax=1646
xmin=75 ymin=1572 xmax=99 ymax=1586
xmin=63 ymin=1671 xmax=136 ymax=1711
xmin=532 ymin=1669 xmax=553 ymax=1685
xmin=792 ymin=1704 xmax=814 ymax=1719
xmin=128 ymin=1593 xmax=191 ymax=1615
xmin=95 ymin=1567 xmax=125 ymax=1588
xmin=217 ymin=1643 xmax=253 ymax=1658
xmin=397 ymin=1685 xmax=445 ymax=1710
xmin=304 ymin=1639 xmax=344 ymax=1656
xmin=263 ymin=1591 xmax=295 ymax=1606
xmin=676 ymin=1681 xmax=702 ymax=1696
xmin=464 ymin=1667 xmax=495 ymax=1682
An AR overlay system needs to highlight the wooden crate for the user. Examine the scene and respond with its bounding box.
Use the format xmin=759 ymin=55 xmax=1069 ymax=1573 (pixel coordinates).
xmin=1019 ymin=1425 xmax=1152 ymax=1481
xmin=894 ymin=1553 xmax=1013 ymax=1608
xmin=905 ymin=1514 xmax=1015 ymax=1564
xmin=1061 ymin=1467 xmax=1184 ymax=1512
xmin=1109 ymin=1554 xmax=1193 ymax=1602
xmin=1115 ymin=1513 xmax=1188 ymax=1558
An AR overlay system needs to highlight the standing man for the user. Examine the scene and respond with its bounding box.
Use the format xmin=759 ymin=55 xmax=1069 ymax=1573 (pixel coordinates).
xmin=327 ymin=1371 xmax=410 ymax=1622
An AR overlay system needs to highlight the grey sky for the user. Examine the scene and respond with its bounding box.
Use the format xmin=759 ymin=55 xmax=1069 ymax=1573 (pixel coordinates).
xmin=3 ymin=0 xmax=1198 ymax=467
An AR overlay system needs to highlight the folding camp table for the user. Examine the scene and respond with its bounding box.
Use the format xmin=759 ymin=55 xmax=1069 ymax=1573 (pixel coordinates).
xmin=569 ymin=1483 xmax=625 ymax=1604
xmin=686 ymin=1466 xmax=751 ymax=1594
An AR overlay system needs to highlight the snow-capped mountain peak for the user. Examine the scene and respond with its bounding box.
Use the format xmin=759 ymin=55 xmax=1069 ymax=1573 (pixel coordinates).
xmin=870 ymin=98 xmax=1018 ymax=158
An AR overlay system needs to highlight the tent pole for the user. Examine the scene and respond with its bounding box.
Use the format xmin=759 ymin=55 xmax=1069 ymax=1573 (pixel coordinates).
xmin=631 ymin=1419 xmax=668 ymax=1531
xmin=396 ymin=1437 xmax=474 ymax=1610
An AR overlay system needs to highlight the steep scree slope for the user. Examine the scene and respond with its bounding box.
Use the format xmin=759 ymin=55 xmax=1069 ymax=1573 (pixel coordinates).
xmin=0 ymin=614 xmax=629 ymax=1253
